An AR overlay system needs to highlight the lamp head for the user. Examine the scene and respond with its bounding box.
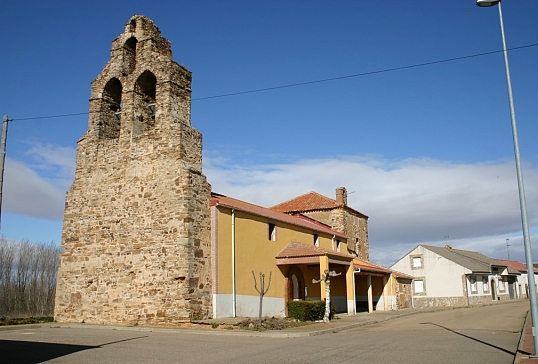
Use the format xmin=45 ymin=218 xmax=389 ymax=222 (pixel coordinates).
xmin=476 ymin=0 xmax=500 ymax=6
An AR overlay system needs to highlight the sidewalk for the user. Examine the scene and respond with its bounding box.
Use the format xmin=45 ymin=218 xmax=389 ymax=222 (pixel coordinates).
xmin=192 ymin=306 xmax=442 ymax=337
xmin=517 ymin=311 xmax=538 ymax=364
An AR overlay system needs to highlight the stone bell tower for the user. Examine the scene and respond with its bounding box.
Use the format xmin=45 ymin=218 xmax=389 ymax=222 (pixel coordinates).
xmin=54 ymin=15 xmax=212 ymax=325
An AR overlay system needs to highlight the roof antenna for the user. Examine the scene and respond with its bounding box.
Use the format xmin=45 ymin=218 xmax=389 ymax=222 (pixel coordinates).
xmin=444 ymin=235 xmax=451 ymax=249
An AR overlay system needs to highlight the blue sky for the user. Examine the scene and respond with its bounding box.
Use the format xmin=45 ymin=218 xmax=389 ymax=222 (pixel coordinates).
xmin=1 ymin=1 xmax=537 ymax=267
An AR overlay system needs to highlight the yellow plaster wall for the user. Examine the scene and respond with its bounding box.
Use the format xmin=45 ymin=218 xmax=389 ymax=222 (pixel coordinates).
xmin=304 ymin=265 xmax=321 ymax=298
xmin=328 ymin=264 xmax=348 ymax=296
xmin=215 ymin=206 xmax=346 ymax=299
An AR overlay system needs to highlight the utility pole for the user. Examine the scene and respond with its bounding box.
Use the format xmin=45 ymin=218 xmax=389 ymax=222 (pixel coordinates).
xmin=506 ymin=238 xmax=511 ymax=260
xmin=0 ymin=115 xmax=8 ymax=229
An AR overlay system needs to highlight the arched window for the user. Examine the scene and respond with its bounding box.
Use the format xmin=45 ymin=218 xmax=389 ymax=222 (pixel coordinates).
xmin=133 ymin=70 xmax=157 ymax=135
xmin=98 ymin=78 xmax=122 ymax=139
xmin=136 ymin=70 xmax=156 ymax=102
xmin=287 ymin=266 xmax=305 ymax=301
xmin=123 ymin=37 xmax=137 ymax=75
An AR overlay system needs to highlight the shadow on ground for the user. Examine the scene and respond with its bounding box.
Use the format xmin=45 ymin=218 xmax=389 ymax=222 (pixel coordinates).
xmin=1 ymin=336 xmax=147 ymax=364
xmin=421 ymin=322 xmax=515 ymax=356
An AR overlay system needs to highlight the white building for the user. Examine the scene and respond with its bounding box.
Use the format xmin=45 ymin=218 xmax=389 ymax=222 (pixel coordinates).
xmin=495 ymin=259 xmax=538 ymax=300
xmin=390 ymin=245 xmax=520 ymax=308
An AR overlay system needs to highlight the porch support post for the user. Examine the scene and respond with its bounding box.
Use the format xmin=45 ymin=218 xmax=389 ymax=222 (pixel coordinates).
xmin=383 ymin=275 xmax=388 ymax=311
xmin=319 ymin=255 xmax=329 ymax=300
xmin=367 ymin=274 xmax=373 ymax=313
xmin=346 ymin=262 xmax=354 ymax=315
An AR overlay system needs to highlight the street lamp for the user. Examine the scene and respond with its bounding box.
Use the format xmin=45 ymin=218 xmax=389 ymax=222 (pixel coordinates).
xmin=476 ymin=0 xmax=538 ymax=356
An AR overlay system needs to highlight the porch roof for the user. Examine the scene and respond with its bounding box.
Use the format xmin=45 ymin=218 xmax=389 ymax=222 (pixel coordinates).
xmin=275 ymin=241 xmax=354 ymax=266
xmin=353 ymin=258 xmax=393 ymax=275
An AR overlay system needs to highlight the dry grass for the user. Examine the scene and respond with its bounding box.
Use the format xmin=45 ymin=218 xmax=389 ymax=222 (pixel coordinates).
xmin=238 ymin=317 xmax=306 ymax=331
xmin=0 ymin=316 xmax=54 ymax=326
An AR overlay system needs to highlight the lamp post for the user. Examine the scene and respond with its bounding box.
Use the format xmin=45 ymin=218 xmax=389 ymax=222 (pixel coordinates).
xmin=477 ymin=0 xmax=538 ymax=356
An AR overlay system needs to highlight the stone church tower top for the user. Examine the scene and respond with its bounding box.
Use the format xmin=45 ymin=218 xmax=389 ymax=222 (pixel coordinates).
xmin=86 ymin=15 xmax=194 ymax=153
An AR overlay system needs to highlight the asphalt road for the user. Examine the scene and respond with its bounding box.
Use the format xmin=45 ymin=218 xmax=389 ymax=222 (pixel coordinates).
xmin=0 ymin=301 xmax=528 ymax=364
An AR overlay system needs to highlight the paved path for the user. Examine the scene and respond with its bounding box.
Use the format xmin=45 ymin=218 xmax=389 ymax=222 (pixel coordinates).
xmin=0 ymin=300 xmax=531 ymax=363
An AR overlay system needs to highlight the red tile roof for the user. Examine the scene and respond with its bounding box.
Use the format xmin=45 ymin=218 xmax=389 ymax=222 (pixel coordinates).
xmin=353 ymin=258 xmax=393 ymax=274
xmin=275 ymin=241 xmax=354 ymax=260
xmin=275 ymin=242 xmax=402 ymax=277
xmin=211 ymin=193 xmax=347 ymax=239
xmin=495 ymin=259 xmax=538 ymax=273
xmin=271 ymin=191 xmax=341 ymax=212
xmin=270 ymin=191 xmax=368 ymax=218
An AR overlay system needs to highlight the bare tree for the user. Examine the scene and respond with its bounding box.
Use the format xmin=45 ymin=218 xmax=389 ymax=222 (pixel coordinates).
xmin=0 ymin=240 xmax=16 ymax=314
xmin=0 ymin=238 xmax=61 ymax=318
xmin=252 ymin=270 xmax=272 ymax=324
xmin=313 ymin=269 xmax=341 ymax=323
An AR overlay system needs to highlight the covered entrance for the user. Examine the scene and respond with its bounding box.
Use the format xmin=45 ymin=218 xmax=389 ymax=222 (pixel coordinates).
xmin=276 ymin=242 xmax=355 ymax=315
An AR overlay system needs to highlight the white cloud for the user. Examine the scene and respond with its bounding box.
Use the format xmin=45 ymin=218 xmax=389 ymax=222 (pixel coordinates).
xmin=204 ymin=153 xmax=538 ymax=266
xmin=24 ymin=142 xmax=76 ymax=185
xmin=2 ymin=143 xmax=76 ymax=221
xmin=3 ymin=158 xmax=67 ymax=220
xmin=4 ymin=143 xmax=538 ymax=267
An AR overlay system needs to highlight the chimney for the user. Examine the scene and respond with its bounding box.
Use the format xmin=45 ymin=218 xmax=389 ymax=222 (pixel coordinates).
xmin=336 ymin=187 xmax=347 ymax=206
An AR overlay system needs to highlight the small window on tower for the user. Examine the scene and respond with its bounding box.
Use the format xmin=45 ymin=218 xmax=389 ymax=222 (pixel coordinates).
xmin=313 ymin=234 xmax=319 ymax=247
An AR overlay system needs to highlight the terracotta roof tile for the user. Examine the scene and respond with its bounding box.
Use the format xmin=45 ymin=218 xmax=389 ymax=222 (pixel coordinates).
xmin=275 ymin=241 xmax=353 ymax=260
xmin=270 ymin=191 xmax=368 ymax=219
xmin=353 ymin=258 xmax=393 ymax=274
xmin=495 ymin=259 xmax=538 ymax=273
xmin=271 ymin=191 xmax=340 ymax=212
xmin=211 ymin=193 xmax=346 ymax=239
xmin=353 ymin=258 xmax=413 ymax=277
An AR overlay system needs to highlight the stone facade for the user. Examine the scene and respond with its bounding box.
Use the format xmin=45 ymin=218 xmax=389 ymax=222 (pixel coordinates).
xmin=54 ymin=15 xmax=212 ymax=325
xmin=395 ymin=277 xmax=412 ymax=309
xmin=301 ymin=188 xmax=369 ymax=260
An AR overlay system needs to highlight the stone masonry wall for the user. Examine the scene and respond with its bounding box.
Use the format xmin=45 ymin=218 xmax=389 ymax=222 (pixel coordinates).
xmin=303 ymin=209 xmax=369 ymax=260
xmin=54 ymin=15 xmax=212 ymax=326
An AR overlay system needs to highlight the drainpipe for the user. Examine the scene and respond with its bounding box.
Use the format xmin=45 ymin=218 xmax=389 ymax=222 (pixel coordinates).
xmin=231 ymin=208 xmax=236 ymax=317
xmin=464 ymin=274 xmax=470 ymax=306
xmin=353 ymin=267 xmax=358 ymax=315
xmin=411 ymin=279 xmax=415 ymax=308
xmin=390 ymin=274 xmax=394 ymax=310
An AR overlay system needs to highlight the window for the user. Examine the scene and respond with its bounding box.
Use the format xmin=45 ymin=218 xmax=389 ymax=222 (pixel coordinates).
xmin=268 ymin=223 xmax=276 ymax=241
xmin=498 ymin=278 xmax=506 ymax=292
xmin=410 ymin=255 xmax=423 ymax=269
xmin=469 ymin=276 xmax=477 ymax=294
xmin=414 ymin=279 xmax=425 ymax=294
xmin=483 ymin=276 xmax=489 ymax=292
xmin=313 ymin=234 xmax=319 ymax=247
xmin=336 ymin=240 xmax=341 ymax=252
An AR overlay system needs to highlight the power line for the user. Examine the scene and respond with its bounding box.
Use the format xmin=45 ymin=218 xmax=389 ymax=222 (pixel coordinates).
xmin=192 ymin=43 xmax=538 ymax=101
xmin=10 ymin=42 xmax=538 ymax=121
xmin=11 ymin=112 xmax=89 ymax=122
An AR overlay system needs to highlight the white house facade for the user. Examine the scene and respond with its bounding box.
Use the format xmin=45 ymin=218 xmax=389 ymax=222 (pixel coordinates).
xmin=496 ymin=259 xmax=538 ymax=300
xmin=390 ymin=245 xmax=520 ymax=308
